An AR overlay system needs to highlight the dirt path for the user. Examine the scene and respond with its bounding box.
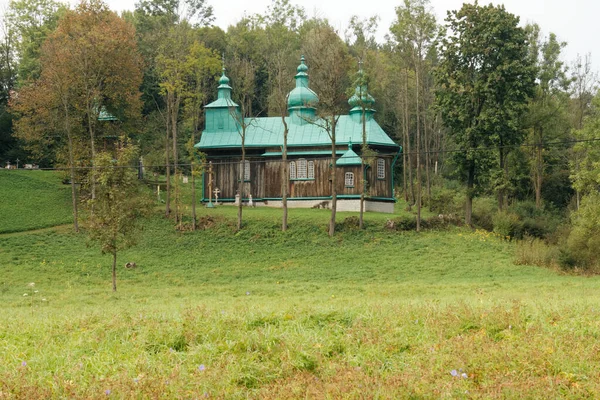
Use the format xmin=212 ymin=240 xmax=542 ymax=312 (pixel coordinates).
xmin=0 ymin=224 xmax=74 ymax=237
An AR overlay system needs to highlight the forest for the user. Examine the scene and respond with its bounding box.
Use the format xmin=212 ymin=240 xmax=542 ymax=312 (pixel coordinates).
xmin=0 ymin=0 xmax=599 ymax=270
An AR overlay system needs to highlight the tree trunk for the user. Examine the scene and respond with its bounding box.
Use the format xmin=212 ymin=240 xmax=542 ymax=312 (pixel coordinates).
xmin=237 ymin=131 xmax=245 ymax=231
xmin=466 ymin=160 xmax=475 ymax=226
xmin=415 ymin=64 xmax=421 ymax=232
xmin=86 ymin=101 xmax=97 ymax=202
xmin=535 ymin=128 xmax=543 ymax=209
xmin=172 ymin=93 xmax=181 ymax=225
xmin=165 ymin=100 xmax=171 ymax=218
xmin=498 ymin=145 xmax=505 ymax=212
xmin=404 ymin=70 xmax=414 ymax=208
xmin=65 ymin=104 xmax=78 ymax=233
xmin=329 ymin=119 xmax=337 ymax=237
xmin=112 ymin=249 xmax=117 ymax=292
xmin=191 ymin=130 xmax=197 ymax=231
xmin=424 ymin=114 xmax=431 ymax=200
xmin=359 ymin=107 xmax=366 ymax=230
xmin=282 ymin=119 xmax=289 ymax=231
xmin=402 ymin=124 xmax=408 ymax=202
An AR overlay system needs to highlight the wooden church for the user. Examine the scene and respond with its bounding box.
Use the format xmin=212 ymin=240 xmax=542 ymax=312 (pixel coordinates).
xmin=195 ymin=56 xmax=401 ymax=213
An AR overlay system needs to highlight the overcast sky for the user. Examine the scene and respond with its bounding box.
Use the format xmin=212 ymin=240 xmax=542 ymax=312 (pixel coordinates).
xmin=3 ymin=0 xmax=597 ymax=70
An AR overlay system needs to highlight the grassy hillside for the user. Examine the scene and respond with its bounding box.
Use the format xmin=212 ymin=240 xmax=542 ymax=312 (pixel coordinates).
xmin=1 ymin=176 xmax=599 ymax=398
xmin=0 ymin=170 xmax=73 ymax=233
xmin=2 ymin=203 xmax=600 ymax=398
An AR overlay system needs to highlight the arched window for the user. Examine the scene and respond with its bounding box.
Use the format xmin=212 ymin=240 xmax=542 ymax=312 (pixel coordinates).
xmin=307 ymin=161 xmax=315 ymax=179
xmin=241 ymin=160 xmax=250 ymax=181
xmin=297 ymin=158 xmax=307 ymax=179
xmin=345 ymin=172 xmax=354 ymax=187
xmin=377 ymin=158 xmax=385 ymax=179
xmin=289 ymin=161 xmax=296 ymax=180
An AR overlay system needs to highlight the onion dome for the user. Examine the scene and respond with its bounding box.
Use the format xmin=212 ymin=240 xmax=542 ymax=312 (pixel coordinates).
xmin=287 ymin=55 xmax=319 ymax=110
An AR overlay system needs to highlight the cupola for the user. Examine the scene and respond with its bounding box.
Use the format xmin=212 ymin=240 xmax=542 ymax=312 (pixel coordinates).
xmin=288 ymin=55 xmax=319 ymax=123
xmin=349 ymin=63 xmax=375 ymax=123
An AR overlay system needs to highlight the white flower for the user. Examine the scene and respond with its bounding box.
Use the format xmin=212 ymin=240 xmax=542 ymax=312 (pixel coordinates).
xmin=23 ymin=293 xmax=28 ymax=297
xmin=28 ymin=282 xmax=35 ymax=287
xmin=34 ymin=290 xmax=38 ymax=293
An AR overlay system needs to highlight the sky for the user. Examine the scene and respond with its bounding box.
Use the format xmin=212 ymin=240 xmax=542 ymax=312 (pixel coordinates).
xmin=2 ymin=0 xmax=597 ymax=70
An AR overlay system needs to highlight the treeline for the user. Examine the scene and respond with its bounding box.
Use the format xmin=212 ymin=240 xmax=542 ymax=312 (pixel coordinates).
xmin=1 ymin=0 xmax=599 ymax=269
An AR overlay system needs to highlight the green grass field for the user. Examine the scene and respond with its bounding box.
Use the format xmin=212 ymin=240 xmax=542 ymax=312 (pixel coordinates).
xmin=2 ymin=172 xmax=600 ymax=398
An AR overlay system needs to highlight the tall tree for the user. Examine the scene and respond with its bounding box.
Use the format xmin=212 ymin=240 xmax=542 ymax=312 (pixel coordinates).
xmin=525 ymin=25 xmax=571 ymax=209
xmin=302 ymin=22 xmax=352 ymax=236
xmin=6 ymin=0 xmax=66 ymax=84
xmin=45 ymin=0 xmax=143 ymax=201
xmin=436 ymin=3 xmax=534 ymax=224
xmin=390 ymin=0 xmax=436 ymax=230
xmin=227 ymin=54 xmax=256 ymax=231
xmin=182 ymin=41 xmax=220 ymax=229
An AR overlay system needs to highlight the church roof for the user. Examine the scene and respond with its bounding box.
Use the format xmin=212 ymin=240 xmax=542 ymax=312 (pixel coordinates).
xmin=336 ymin=143 xmax=362 ymax=166
xmin=197 ymin=115 xmax=399 ymax=149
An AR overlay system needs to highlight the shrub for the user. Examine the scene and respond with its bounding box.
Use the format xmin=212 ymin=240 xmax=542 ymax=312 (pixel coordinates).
xmin=514 ymin=237 xmax=560 ymax=268
xmin=472 ymin=197 xmax=497 ymax=231
xmin=427 ymin=186 xmax=463 ymax=215
xmin=565 ymin=193 xmax=600 ymax=270
xmin=493 ymin=212 xmax=523 ymax=239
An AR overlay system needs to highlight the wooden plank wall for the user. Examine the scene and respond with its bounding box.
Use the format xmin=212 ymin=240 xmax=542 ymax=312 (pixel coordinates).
xmin=205 ymin=155 xmax=393 ymax=200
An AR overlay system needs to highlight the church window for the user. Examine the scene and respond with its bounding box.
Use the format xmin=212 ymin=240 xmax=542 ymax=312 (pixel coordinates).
xmin=377 ymin=158 xmax=385 ymax=179
xmin=345 ymin=172 xmax=354 ymax=187
xmin=289 ymin=161 xmax=296 ymax=180
xmin=307 ymin=161 xmax=315 ymax=179
xmin=297 ymin=158 xmax=308 ymax=179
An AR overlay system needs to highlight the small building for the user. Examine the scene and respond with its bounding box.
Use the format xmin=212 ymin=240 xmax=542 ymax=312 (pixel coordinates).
xmin=195 ymin=57 xmax=401 ymax=213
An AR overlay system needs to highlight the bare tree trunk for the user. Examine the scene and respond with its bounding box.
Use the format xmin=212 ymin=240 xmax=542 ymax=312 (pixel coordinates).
xmin=416 ymin=65 xmax=422 ymax=232
xmin=424 ymin=114 xmax=431 ymax=200
xmin=404 ymin=70 xmax=414 ymax=207
xmin=402 ymin=124 xmax=408 ymax=202
xmin=359 ymin=107 xmax=366 ymax=230
xmin=329 ymin=119 xmax=337 ymax=237
xmin=535 ymin=128 xmax=543 ymax=209
xmin=498 ymin=145 xmax=506 ymax=212
xmin=466 ymin=160 xmax=475 ymax=226
xmin=237 ymin=131 xmax=245 ymax=231
xmin=171 ymin=93 xmax=181 ymax=225
xmin=112 ymin=249 xmax=117 ymax=292
xmin=64 ymin=104 xmax=78 ymax=233
xmin=86 ymin=101 xmax=97 ymax=202
xmin=165 ymin=101 xmax=171 ymax=218
xmin=282 ymin=120 xmax=289 ymax=231
xmin=191 ymin=130 xmax=197 ymax=231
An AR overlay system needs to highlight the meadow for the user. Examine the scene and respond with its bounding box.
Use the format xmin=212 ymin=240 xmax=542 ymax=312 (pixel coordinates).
xmin=1 ymin=171 xmax=600 ymax=399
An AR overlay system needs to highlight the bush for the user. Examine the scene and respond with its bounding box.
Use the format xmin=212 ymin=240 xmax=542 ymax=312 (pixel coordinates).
xmin=565 ymin=193 xmax=600 ymax=270
xmin=493 ymin=212 xmax=523 ymax=239
xmin=472 ymin=197 xmax=496 ymax=231
xmin=427 ymin=186 xmax=463 ymax=215
xmin=514 ymin=237 xmax=560 ymax=268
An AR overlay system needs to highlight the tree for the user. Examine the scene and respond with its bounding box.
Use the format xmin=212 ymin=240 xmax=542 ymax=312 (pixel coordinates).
xmin=85 ymin=139 xmax=151 ymax=292
xmin=6 ymin=0 xmax=66 ymax=84
xmin=391 ymin=0 xmax=437 ymax=230
xmin=525 ymin=25 xmax=571 ymax=209
xmin=156 ymin=22 xmax=194 ymax=224
xmin=45 ymin=0 xmax=143 ymax=201
xmin=436 ymin=3 xmax=535 ymax=224
xmin=302 ymin=22 xmax=352 ymax=236
xmin=227 ymin=54 xmax=256 ymax=231
xmin=182 ymin=41 xmax=221 ymax=229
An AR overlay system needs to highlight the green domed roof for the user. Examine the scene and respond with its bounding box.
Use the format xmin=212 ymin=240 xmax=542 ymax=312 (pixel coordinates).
xmin=218 ymin=68 xmax=231 ymax=87
xmin=348 ymin=67 xmax=375 ymax=109
xmin=287 ymin=56 xmax=319 ymax=110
